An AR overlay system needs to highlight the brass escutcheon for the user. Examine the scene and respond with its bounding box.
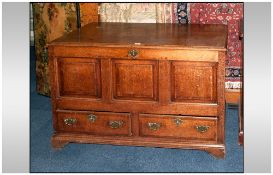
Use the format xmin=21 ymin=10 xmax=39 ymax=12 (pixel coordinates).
xmin=196 ymin=125 xmax=210 ymax=133
xmin=147 ymin=122 xmax=161 ymax=131
xmin=64 ymin=118 xmax=77 ymax=126
xmin=109 ymin=120 xmax=124 ymax=129
xmin=87 ymin=114 xmax=97 ymax=122
xmin=128 ymin=49 xmax=139 ymax=58
xmin=174 ymin=118 xmax=184 ymax=126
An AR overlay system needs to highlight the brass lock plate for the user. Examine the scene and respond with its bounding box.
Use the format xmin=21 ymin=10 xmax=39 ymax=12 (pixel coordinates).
xmin=128 ymin=49 xmax=139 ymax=58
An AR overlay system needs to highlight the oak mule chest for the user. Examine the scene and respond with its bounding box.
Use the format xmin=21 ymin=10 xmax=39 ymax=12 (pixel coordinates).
xmin=48 ymin=23 xmax=227 ymax=158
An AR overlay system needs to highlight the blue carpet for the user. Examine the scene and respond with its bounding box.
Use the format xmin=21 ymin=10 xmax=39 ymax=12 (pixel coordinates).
xmin=30 ymin=46 xmax=243 ymax=172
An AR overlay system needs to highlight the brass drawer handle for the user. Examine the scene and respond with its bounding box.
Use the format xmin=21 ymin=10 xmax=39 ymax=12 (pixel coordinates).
xmin=147 ymin=122 xmax=161 ymax=131
xmin=128 ymin=49 xmax=138 ymax=58
xmin=196 ymin=125 xmax=210 ymax=133
xmin=109 ymin=120 xmax=124 ymax=129
xmin=174 ymin=118 xmax=184 ymax=126
xmin=64 ymin=118 xmax=77 ymax=126
xmin=87 ymin=114 xmax=97 ymax=122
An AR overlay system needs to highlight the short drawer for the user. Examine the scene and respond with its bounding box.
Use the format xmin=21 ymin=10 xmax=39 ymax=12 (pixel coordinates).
xmin=139 ymin=114 xmax=217 ymax=141
xmin=56 ymin=111 xmax=131 ymax=136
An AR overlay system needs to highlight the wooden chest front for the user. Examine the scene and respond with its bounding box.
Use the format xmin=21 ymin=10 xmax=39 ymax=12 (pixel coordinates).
xmin=49 ymin=23 xmax=227 ymax=158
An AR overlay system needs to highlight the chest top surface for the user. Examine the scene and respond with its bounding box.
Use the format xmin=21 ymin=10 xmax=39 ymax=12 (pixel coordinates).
xmin=50 ymin=22 xmax=227 ymax=50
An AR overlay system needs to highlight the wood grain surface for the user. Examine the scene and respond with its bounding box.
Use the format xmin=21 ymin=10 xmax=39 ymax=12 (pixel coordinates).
xmin=49 ymin=23 xmax=227 ymax=158
xmin=50 ymin=23 xmax=227 ymax=50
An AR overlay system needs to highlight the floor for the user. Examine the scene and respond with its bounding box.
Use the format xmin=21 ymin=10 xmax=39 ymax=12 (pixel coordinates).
xmin=30 ymin=47 xmax=243 ymax=172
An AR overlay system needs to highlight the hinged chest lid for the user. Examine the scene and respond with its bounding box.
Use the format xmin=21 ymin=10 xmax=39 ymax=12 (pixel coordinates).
xmin=49 ymin=22 xmax=227 ymax=50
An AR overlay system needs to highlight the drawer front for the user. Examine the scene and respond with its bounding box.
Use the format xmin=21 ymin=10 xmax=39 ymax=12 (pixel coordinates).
xmin=57 ymin=111 xmax=131 ymax=136
xmin=139 ymin=114 xmax=217 ymax=141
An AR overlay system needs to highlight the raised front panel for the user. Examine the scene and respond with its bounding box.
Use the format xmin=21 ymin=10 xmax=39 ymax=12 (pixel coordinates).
xmin=58 ymin=58 xmax=101 ymax=98
xmin=171 ymin=61 xmax=217 ymax=103
xmin=139 ymin=114 xmax=217 ymax=141
xmin=112 ymin=59 xmax=158 ymax=101
xmin=57 ymin=110 xmax=131 ymax=136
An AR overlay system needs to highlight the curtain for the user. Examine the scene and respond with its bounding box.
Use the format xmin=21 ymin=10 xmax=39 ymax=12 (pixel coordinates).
xmin=33 ymin=3 xmax=98 ymax=96
xmin=99 ymin=3 xmax=185 ymax=23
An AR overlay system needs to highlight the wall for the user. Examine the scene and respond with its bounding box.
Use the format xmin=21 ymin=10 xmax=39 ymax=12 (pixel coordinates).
xmin=32 ymin=3 xmax=98 ymax=96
